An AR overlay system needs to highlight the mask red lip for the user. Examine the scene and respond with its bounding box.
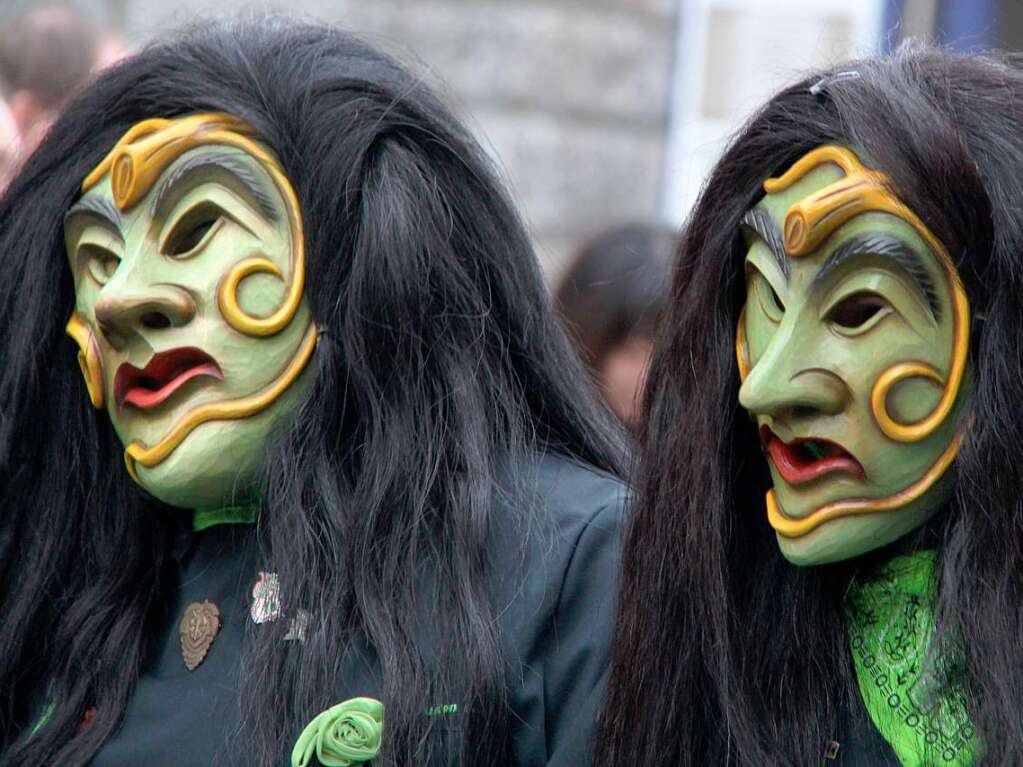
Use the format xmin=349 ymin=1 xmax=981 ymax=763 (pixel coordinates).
xmin=759 ymin=425 xmax=866 ymax=485
xmin=115 ymin=348 xmax=223 ymax=411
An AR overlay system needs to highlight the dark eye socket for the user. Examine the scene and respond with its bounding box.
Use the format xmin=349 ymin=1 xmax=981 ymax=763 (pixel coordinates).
xmin=164 ymin=207 xmax=221 ymax=256
xmin=753 ymin=272 xmax=785 ymax=316
xmin=827 ymin=291 xmax=889 ymax=329
xmin=80 ymin=243 xmax=120 ymax=283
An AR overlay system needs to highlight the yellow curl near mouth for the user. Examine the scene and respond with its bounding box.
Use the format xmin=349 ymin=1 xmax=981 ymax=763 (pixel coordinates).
xmin=766 ymin=429 xmax=964 ymax=538
xmin=65 ymin=312 xmax=105 ymax=409
xmin=123 ymin=322 xmax=318 ymax=482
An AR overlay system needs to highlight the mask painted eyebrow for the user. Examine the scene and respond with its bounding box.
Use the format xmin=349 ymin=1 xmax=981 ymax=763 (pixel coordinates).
xmin=150 ymin=151 xmax=279 ymax=222
xmin=65 ymin=195 xmax=123 ymax=233
xmin=812 ymin=232 xmax=941 ymax=320
xmin=741 ymin=206 xmax=788 ymax=279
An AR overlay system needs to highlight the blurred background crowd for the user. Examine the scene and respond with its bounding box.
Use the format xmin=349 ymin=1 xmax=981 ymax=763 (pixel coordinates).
xmin=0 ymin=0 xmax=1015 ymax=431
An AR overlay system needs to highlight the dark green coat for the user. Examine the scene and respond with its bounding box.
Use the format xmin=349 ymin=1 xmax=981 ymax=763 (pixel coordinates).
xmin=89 ymin=452 xmax=626 ymax=766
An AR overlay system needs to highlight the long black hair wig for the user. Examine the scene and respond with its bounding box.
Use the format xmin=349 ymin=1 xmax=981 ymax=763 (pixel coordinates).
xmin=597 ymin=45 xmax=1023 ymax=766
xmin=0 ymin=18 xmax=622 ymax=766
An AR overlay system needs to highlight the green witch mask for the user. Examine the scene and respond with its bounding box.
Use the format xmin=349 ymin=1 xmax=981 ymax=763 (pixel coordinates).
xmin=736 ymin=146 xmax=970 ymax=565
xmin=64 ymin=115 xmax=316 ymax=508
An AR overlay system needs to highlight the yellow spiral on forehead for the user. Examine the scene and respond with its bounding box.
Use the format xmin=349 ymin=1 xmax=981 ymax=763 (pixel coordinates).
xmin=82 ymin=113 xmax=305 ymax=338
xmin=762 ymin=145 xmax=970 ymax=445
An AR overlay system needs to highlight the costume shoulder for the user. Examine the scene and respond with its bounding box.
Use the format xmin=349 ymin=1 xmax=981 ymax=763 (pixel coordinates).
xmin=491 ymin=450 xmax=629 ymax=767
xmin=498 ymin=447 xmax=624 ymax=526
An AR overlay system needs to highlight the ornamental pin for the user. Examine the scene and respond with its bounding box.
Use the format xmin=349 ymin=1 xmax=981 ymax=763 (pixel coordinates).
xmin=250 ymin=571 xmax=311 ymax=642
xmin=180 ymin=600 xmax=220 ymax=671
xmin=251 ymin=571 xmax=282 ymax=624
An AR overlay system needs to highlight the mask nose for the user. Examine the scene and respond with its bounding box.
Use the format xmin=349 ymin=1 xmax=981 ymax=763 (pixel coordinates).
xmin=738 ymin=319 xmax=848 ymax=422
xmin=94 ymin=282 xmax=196 ymax=349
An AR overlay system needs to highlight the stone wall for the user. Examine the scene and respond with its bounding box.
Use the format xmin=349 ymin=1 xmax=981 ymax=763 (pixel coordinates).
xmin=7 ymin=0 xmax=679 ymax=278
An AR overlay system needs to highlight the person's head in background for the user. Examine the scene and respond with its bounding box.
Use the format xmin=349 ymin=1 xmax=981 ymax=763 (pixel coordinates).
xmin=555 ymin=223 xmax=676 ymax=432
xmin=0 ymin=5 xmax=109 ymax=156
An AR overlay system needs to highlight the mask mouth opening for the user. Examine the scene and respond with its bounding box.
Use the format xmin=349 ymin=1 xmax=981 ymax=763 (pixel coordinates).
xmin=759 ymin=425 xmax=866 ymax=485
xmin=115 ymin=347 xmax=223 ymax=410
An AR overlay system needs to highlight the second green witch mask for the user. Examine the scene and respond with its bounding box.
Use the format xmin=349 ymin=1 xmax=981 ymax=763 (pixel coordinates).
xmin=64 ymin=115 xmax=316 ymax=508
xmin=736 ymin=146 xmax=970 ymax=565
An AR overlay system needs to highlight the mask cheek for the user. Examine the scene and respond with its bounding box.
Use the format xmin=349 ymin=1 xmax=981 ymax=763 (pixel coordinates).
xmin=883 ymin=375 xmax=944 ymax=425
xmin=66 ymin=312 xmax=106 ymax=409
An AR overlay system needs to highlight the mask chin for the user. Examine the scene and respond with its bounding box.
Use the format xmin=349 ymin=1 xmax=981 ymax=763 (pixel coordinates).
xmin=130 ymin=429 xmax=257 ymax=508
xmin=774 ymin=471 xmax=955 ymax=566
xmin=124 ymin=359 xmax=315 ymax=509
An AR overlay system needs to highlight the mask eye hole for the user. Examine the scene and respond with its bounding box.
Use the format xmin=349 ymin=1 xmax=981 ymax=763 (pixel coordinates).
xmin=81 ymin=243 xmax=120 ymax=285
xmin=826 ymin=291 xmax=890 ymax=330
xmin=752 ymin=271 xmax=785 ymax=322
xmin=163 ymin=204 xmax=223 ymax=258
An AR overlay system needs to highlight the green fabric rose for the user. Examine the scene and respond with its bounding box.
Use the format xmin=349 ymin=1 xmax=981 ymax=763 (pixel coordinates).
xmin=291 ymin=697 xmax=384 ymax=767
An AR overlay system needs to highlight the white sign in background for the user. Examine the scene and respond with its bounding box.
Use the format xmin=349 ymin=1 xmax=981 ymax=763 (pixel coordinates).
xmin=661 ymin=0 xmax=886 ymax=223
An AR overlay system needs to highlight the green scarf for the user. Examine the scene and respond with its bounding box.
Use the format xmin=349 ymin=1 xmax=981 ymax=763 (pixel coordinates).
xmin=844 ymin=550 xmax=976 ymax=766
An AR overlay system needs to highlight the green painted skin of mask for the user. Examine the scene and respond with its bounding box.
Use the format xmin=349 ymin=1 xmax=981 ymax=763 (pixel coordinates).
xmin=844 ymin=550 xmax=976 ymax=765
xmin=65 ymin=142 xmax=314 ymax=509
xmin=738 ymin=158 xmax=969 ymax=566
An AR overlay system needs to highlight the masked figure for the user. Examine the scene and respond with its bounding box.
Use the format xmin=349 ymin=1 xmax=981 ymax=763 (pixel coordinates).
xmin=0 ymin=19 xmax=626 ymax=767
xmin=598 ymin=46 xmax=1023 ymax=766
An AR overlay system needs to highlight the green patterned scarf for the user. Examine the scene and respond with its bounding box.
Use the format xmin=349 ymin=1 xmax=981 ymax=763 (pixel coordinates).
xmin=844 ymin=550 xmax=976 ymax=766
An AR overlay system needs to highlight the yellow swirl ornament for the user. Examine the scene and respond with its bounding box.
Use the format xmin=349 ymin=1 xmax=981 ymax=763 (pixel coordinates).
xmin=65 ymin=312 xmax=105 ymax=408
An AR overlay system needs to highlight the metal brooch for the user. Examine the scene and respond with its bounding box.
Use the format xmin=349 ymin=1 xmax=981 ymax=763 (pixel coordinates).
xmin=180 ymin=600 xmax=221 ymax=671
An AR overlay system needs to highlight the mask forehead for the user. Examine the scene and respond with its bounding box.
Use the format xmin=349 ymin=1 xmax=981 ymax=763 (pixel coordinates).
xmin=756 ymin=162 xmax=845 ymax=228
xmin=747 ymin=171 xmax=947 ymax=325
xmin=68 ymin=145 xmax=289 ymax=292
xmin=737 ymin=145 xmax=970 ymax=565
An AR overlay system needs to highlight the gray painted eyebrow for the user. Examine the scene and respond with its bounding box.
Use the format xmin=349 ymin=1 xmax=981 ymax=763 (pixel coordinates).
xmin=150 ymin=151 xmax=278 ymax=221
xmin=812 ymin=233 xmax=941 ymax=320
xmin=741 ymin=206 xmax=788 ymax=279
xmin=65 ymin=195 xmax=123 ymax=232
